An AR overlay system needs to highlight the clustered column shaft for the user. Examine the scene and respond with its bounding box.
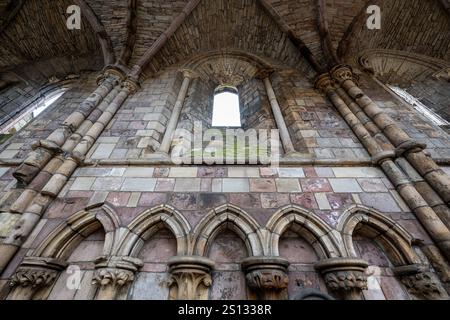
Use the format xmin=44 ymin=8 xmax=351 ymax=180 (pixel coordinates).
xmin=12 ymin=70 xmax=122 ymax=185
xmin=0 ymin=71 xmax=139 ymax=274
xmin=316 ymin=71 xmax=450 ymax=263
xmin=331 ymin=65 xmax=450 ymax=206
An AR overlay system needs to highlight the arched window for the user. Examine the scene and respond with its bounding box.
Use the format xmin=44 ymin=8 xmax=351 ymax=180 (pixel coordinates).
xmin=389 ymin=85 xmax=449 ymax=127
xmin=211 ymin=85 xmax=241 ymax=127
xmin=0 ymin=87 xmax=67 ymax=135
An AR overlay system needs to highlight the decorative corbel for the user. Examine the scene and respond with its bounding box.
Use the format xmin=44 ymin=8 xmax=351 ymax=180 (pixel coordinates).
xmin=167 ymin=256 xmax=215 ymax=300
xmin=241 ymin=256 xmax=290 ymax=300
xmin=394 ymin=264 xmax=449 ymax=300
xmin=8 ymin=257 xmax=67 ymax=300
xmin=315 ymin=258 xmax=368 ymax=300
xmin=92 ymin=255 xmax=143 ymax=300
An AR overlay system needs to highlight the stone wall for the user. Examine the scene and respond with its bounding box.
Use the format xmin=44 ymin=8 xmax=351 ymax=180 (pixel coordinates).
xmin=271 ymin=71 xmax=369 ymax=158
xmin=0 ymin=164 xmax=434 ymax=300
xmin=358 ymin=74 xmax=450 ymax=160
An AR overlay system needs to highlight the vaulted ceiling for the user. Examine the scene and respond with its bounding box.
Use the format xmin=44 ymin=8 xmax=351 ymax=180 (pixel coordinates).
xmin=0 ymin=0 xmax=449 ymax=84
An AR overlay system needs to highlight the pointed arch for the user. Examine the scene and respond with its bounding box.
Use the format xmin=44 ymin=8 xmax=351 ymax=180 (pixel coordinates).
xmin=337 ymin=205 xmax=421 ymax=266
xmin=117 ymin=205 xmax=191 ymax=257
xmin=266 ymin=205 xmax=344 ymax=259
xmin=192 ymin=204 xmax=264 ymax=257
xmin=32 ymin=203 xmax=121 ymax=260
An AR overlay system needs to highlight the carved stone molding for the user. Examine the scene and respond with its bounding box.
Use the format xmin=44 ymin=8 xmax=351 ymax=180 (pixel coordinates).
xmin=92 ymin=255 xmax=143 ymax=300
xmin=180 ymin=68 xmax=199 ymax=80
xmin=254 ymin=68 xmax=275 ymax=80
xmin=30 ymin=140 xmax=64 ymax=155
xmin=330 ymin=64 xmax=355 ymax=84
xmin=314 ymin=73 xmax=335 ymax=94
xmin=9 ymin=257 xmax=67 ymax=289
xmin=8 ymin=257 xmax=67 ymax=300
xmin=96 ymin=65 xmax=126 ymax=85
xmin=122 ymin=78 xmax=141 ymax=94
xmin=315 ymin=258 xmax=368 ymax=300
xmin=92 ymin=268 xmax=135 ymax=288
xmin=167 ymin=255 xmax=215 ymax=300
xmin=395 ymin=140 xmax=427 ymax=157
xmin=394 ymin=264 xmax=449 ymax=300
xmin=241 ymin=256 xmax=290 ymax=300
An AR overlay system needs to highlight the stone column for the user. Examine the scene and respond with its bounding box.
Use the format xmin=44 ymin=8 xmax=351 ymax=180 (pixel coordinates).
xmin=92 ymin=256 xmax=143 ymax=300
xmin=261 ymin=74 xmax=296 ymax=155
xmin=0 ymin=78 xmax=139 ymax=275
xmin=167 ymin=256 xmax=214 ymax=300
xmin=41 ymin=78 xmax=140 ymax=197
xmin=241 ymin=256 xmax=290 ymax=300
xmin=315 ymin=258 xmax=368 ymax=300
xmin=393 ymin=264 xmax=449 ymax=300
xmin=7 ymin=257 xmax=66 ymax=300
xmin=395 ymin=157 xmax=450 ymax=229
xmin=158 ymin=69 xmax=197 ymax=155
xmin=13 ymin=68 xmax=123 ymax=185
xmin=331 ymin=64 xmax=450 ymax=206
xmin=316 ymin=74 xmax=450 ymax=262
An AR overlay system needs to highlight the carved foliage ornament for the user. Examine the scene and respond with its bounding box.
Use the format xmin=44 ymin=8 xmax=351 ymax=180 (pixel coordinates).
xmin=331 ymin=65 xmax=354 ymax=84
xmin=245 ymin=269 xmax=289 ymax=291
xmin=323 ymin=270 xmax=368 ymax=291
xmin=167 ymin=256 xmax=215 ymax=300
xmin=9 ymin=257 xmax=67 ymax=289
xmin=10 ymin=268 xmax=59 ymax=289
xmin=168 ymin=270 xmax=212 ymax=300
xmin=92 ymin=268 xmax=135 ymax=287
xmin=394 ymin=265 xmax=449 ymax=300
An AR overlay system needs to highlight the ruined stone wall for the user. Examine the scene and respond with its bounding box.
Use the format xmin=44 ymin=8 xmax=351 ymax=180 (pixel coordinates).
xmin=1 ymin=164 xmax=424 ymax=300
xmin=0 ymin=68 xmax=448 ymax=301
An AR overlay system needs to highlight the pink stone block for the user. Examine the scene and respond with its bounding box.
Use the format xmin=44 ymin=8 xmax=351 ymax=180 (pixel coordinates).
xmin=260 ymin=193 xmax=290 ymax=208
xmin=138 ymin=193 xmax=169 ymax=207
xmin=326 ymin=193 xmax=354 ymax=210
xmin=250 ymin=179 xmax=276 ymax=192
xmin=229 ymin=193 xmax=261 ymax=208
xmin=106 ymin=192 xmax=131 ymax=206
xmin=290 ymin=193 xmax=318 ymax=209
xmin=155 ymin=179 xmax=175 ymax=192
xmin=300 ymin=178 xmax=332 ymax=192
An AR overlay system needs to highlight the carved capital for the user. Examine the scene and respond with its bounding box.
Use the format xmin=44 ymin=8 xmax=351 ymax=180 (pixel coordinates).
xmin=167 ymin=256 xmax=214 ymax=300
xmin=255 ymin=68 xmax=275 ymax=80
xmin=92 ymin=255 xmax=143 ymax=288
xmin=122 ymin=78 xmax=140 ymax=94
xmin=180 ymin=69 xmax=199 ymax=80
xmin=9 ymin=257 xmax=67 ymax=289
xmin=92 ymin=268 xmax=135 ymax=288
xmin=394 ymin=264 xmax=449 ymax=300
xmin=96 ymin=65 xmax=126 ymax=85
xmin=315 ymin=73 xmax=336 ymax=94
xmin=315 ymin=258 xmax=368 ymax=299
xmin=330 ymin=64 xmax=355 ymax=84
xmin=241 ymin=256 xmax=290 ymax=300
